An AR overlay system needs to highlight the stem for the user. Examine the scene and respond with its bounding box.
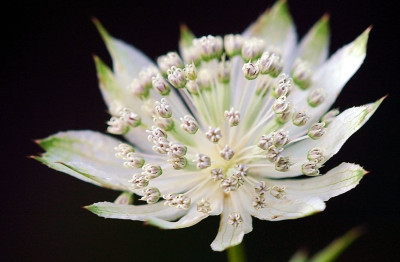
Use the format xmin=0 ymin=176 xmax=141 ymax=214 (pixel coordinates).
xmin=227 ymin=242 xmax=246 ymax=262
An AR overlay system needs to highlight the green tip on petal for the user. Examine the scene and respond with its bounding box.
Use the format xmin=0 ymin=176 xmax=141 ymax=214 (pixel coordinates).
xmin=350 ymin=26 xmax=372 ymax=56
xmin=179 ymin=24 xmax=195 ymax=48
xmin=92 ymin=17 xmax=112 ymax=44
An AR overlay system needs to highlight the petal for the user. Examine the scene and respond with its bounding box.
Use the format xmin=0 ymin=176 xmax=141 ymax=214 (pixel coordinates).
xmin=210 ymin=194 xmax=252 ymax=251
xmin=288 ymin=27 xmax=371 ymax=137
xmin=86 ymin=201 xmax=185 ymax=221
xmin=93 ymin=18 xmax=153 ymax=87
xmin=34 ymin=130 xmax=132 ymax=190
xmin=295 ymin=14 xmax=330 ymax=69
xmin=243 ymin=0 xmax=297 ymax=63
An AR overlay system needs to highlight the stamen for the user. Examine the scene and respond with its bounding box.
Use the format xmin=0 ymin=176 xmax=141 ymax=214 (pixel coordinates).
xmin=152 ymin=74 xmax=171 ymax=95
xmin=308 ymin=88 xmax=325 ymax=107
xmin=163 ymin=193 xmax=191 ymax=209
xmin=242 ymin=62 xmax=260 ymax=80
xmin=272 ymin=74 xmax=292 ymax=98
xmin=155 ymin=98 xmax=172 ymax=118
xmin=269 ymin=185 xmax=286 ymax=199
xmin=228 ymin=212 xmax=242 ymax=227
xmin=157 ymin=52 xmax=184 ymax=74
xmin=308 ymin=122 xmax=326 ymax=139
xmin=241 ymin=38 xmax=265 ymax=61
xmin=220 ymin=145 xmax=235 ymax=160
xmin=224 ymin=107 xmax=240 ymax=127
xmin=197 ymin=198 xmax=212 ymax=213
xmin=253 ymin=195 xmax=266 ymax=210
xmin=114 ymin=143 xmax=135 ymax=159
xmin=195 ymin=154 xmax=211 ymax=169
xmin=142 ymin=163 xmax=163 ymax=179
xmin=129 ymin=78 xmax=149 ymax=99
xmin=168 ymin=142 xmax=187 ymax=157
xmin=184 ymin=63 xmax=197 ymax=80
xmin=180 ymin=115 xmax=199 ymax=134
xmin=167 ymin=66 xmax=187 ymax=89
xmin=128 ymin=173 xmax=149 ymax=189
xmin=206 ymin=127 xmax=222 ymax=143
xmin=224 ymin=34 xmax=244 ymax=57
xmin=211 ymin=168 xmax=224 ymax=181
xmin=255 ymin=181 xmax=268 ymax=195
xmin=256 ymin=52 xmax=283 ymax=77
xmin=291 ymin=59 xmax=312 ymax=89
xmin=321 ymin=109 xmax=339 ymax=126
xmin=275 ymin=156 xmax=291 ymax=172
xmin=292 ymin=111 xmax=310 ymax=126
xmin=168 ymin=156 xmax=188 ymax=169
xmin=123 ymin=152 xmax=145 ymax=168
xmin=140 ymin=187 xmax=161 ymax=204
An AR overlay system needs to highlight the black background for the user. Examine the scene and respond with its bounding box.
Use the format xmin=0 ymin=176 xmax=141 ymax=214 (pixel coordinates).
xmin=3 ymin=0 xmax=399 ymax=261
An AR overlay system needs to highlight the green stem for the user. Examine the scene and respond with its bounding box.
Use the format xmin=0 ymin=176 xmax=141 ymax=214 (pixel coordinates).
xmin=227 ymin=242 xmax=246 ymax=262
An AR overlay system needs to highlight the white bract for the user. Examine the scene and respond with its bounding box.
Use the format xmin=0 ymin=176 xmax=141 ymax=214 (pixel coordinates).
xmin=35 ymin=1 xmax=383 ymax=252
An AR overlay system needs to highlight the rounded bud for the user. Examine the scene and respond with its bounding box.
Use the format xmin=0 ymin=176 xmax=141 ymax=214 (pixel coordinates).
xmin=186 ymin=80 xmax=201 ymax=95
xmin=120 ymin=108 xmax=141 ymax=127
xmin=302 ymin=160 xmax=320 ymax=176
xmin=168 ymin=142 xmax=187 ymax=157
xmin=155 ymin=98 xmax=172 ymax=118
xmin=195 ymin=154 xmax=211 ymax=169
xmin=292 ymin=111 xmax=310 ymax=126
xmin=147 ymin=126 xmax=167 ymax=143
xmin=308 ymin=88 xmax=325 ymax=107
xmin=211 ymin=168 xmax=224 ymax=181
xmin=220 ymin=145 xmax=235 ymax=160
xmin=258 ymin=133 xmax=274 ymax=150
xmin=275 ymin=156 xmax=291 ymax=172
xmin=140 ymin=187 xmax=161 ymax=204
xmin=273 ymin=96 xmax=290 ymax=114
xmin=142 ymin=163 xmax=163 ymax=179
xmin=307 ymin=148 xmax=324 ymax=163
xmin=241 ymin=38 xmax=265 ymax=61
xmin=139 ymin=66 xmax=159 ymax=88
xmin=184 ymin=63 xmax=197 ymax=80
xmin=217 ymin=61 xmax=231 ymax=84
xmin=257 ymin=52 xmax=283 ymax=77
xmin=273 ymin=129 xmax=289 ymax=147
xmin=206 ymin=127 xmax=222 ymax=143
xmin=321 ymin=109 xmax=339 ymax=126
xmin=152 ymin=137 xmax=170 ymax=154
xmin=308 ymin=122 xmax=326 ymax=139
xmin=180 ymin=115 xmax=199 ymax=134
xmin=167 ymin=66 xmax=187 ymax=89
xmin=107 ymin=116 xmax=128 ymax=135
xmin=157 ymin=52 xmax=184 ymax=74
xmin=152 ymin=74 xmax=171 ymax=96
xmin=115 ymin=143 xmax=135 ymax=159
xmin=153 ymin=116 xmax=174 ymax=131
xmin=129 ymin=78 xmax=149 ymax=99
xmin=224 ymin=34 xmax=244 ymax=57
xmin=194 ymin=35 xmax=223 ymax=61
xmin=224 ymin=107 xmax=240 ymax=127
xmin=124 ymin=152 xmax=145 ymax=168
xmin=197 ymin=69 xmax=212 ymax=90
xmin=128 ymin=173 xmax=149 ymax=189
xmin=242 ymin=62 xmax=260 ymax=80
xmin=266 ymin=146 xmax=282 ymax=162
xmin=272 ymin=74 xmax=292 ymax=98
xmin=168 ymin=157 xmax=188 ymax=170
xmin=291 ymin=59 xmax=312 ymax=90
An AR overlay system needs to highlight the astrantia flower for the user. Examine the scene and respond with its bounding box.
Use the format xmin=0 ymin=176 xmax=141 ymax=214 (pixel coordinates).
xmin=34 ymin=1 xmax=383 ymax=251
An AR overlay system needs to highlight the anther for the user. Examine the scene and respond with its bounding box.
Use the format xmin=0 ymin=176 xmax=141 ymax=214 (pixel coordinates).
xmin=275 ymin=156 xmax=291 ymax=172
xmin=220 ymin=145 xmax=235 ymax=160
xmin=308 ymin=122 xmax=326 ymax=139
xmin=273 ymin=96 xmax=290 ymax=114
xmin=228 ymin=212 xmax=242 ymax=227
xmin=321 ymin=109 xmax=339 ymax=126
xmin=128 ymin=173 xmax=149 ymax=189
xmin=206 ymin=127 xmax=222 ymax=143
xmin=140 ymin=187 xmax=161 ymax=204
xmin=115 ymin=143 xmax=135 ymax=159
xmin=155 ymin=98 xmax=172 ymax=118
xmin=291 ymin=59 xmax=312 ymax=89
xmin=224 ymin=107 xmax=240 ymax=127
xmin=211 ymin=168 xmax=224 ymax=181
xmin=142 ymin=164 xmax=163 ymax=179
xmin=120 ymin=108 xmax=141 ymax=127
xmin=168 ymin=156 xmax=187 ymax=169
xmin=273 ymin=129 xmax=289 ymax=147
xmin=195 ymin=154 xmax=211 ymax=169
xmin=217 ymin=61 xmax=231 ymax=84
xmin=257 ymin=52 xmax=283 ymax=77
xmin=307 ymin=148 xmax=324 ymax=163
xmin=253 ymin=195 xmax=266 ymax=210
xmin=255 ymin=181 xmax=268 ymax=195
xmin=292 ymin=111 xmax=310 ymax=126
xmin=184 ymin=63 xmax=197 ymax=80
xmin=157 ymin=52 xmax=184 ymax=74
xmin=242 ymin=62 xmax=260 ymax=80
xmin=180 ymin=115 xmax=199 ymax=134
xmin=123 ymin=152 xmax=145 ymax=168
xmin=152 ymin=74 xmax=171 ymax=96
xmin=308 ymin=88 xmax=325 ymax=107
xmin=168 ymin=142 xmax=187 ymax=157
xmin=269 ymin=185 xmax=286 ymax=199
xmin=241 ymin=38 xmax=265 ymax=61
xmin=224 ymin=34 xmax=244 ymax=57
xmin=197 ymin=198 xmax=212 ymax=213
xmin=272 ymin=74 xmax=292 ymax=98
xmin=167 ymin=66 xmax=187 ymax=89
xmin=302 ymin=160 xmax=320 ymax=176
xmin=129 ymin=78 xmax=149 ymax=99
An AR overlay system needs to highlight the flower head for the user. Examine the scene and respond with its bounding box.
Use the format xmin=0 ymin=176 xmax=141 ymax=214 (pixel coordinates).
xmin=34 ymin=0 xmax=383 ymax=251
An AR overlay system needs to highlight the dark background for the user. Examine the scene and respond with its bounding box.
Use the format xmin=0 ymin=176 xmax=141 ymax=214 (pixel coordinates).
xmin=3 ymin=0 xmax=399 ymax=261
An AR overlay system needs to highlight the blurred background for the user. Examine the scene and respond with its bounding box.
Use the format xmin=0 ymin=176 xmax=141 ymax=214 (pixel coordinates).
xmin=3 ymin=0 xmax=398 ymax=261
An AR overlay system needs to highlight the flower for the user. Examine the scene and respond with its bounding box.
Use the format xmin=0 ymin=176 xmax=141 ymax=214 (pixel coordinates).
xmin=34 ymin=0 xmax=383 ymax=251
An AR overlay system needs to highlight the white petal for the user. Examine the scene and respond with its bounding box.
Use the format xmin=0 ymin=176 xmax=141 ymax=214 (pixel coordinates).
xmin=35 ymin=130 xmax=133 ymax=190
xmin=86 ymin=201 xmax=185 ymax=221
xmin=210 ymin=193 xmax=252 ymax=251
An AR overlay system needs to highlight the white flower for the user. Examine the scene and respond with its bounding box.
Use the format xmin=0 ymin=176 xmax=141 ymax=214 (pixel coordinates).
xmin=34 ymin=1 xmax=383 ymax=252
